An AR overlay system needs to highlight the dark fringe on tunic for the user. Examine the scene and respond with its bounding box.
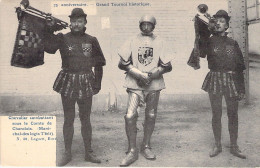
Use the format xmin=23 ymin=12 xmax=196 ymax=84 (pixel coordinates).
xmin=53 ymin=70 xmax=95 ymax=99
xmin=202 ymin=71 xmax=239 ymax=97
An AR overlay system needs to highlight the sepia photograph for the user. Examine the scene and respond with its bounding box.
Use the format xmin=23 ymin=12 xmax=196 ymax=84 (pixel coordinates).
xmin=0 ymin=0 xmax=260 ymax=167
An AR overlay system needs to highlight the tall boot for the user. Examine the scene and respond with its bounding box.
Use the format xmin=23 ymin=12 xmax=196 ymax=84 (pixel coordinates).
xmin=58 ymin=121 xmax=74 ymax=166
xmin=59 ymin=95 xmax=76 ymax=166
xmin=85 ymin=151 xmax=101 ymax=163
xmin=230 ymin=144 xmax=246 ymax=159
xmin=79 ymin=109 xmax=100 ymax=163
xmin=81 ymin=117 xmax=94 ymax=153
xmin=209 ymin=116 xmax=222 ymax=157
xmin=120 ymin=116 xmax=138 ymax=167
xmin=226 ymin=97 xmax=246 ymax=159
xmin=228 ymin=114 xmax=246 ymax=159
xmin=209 ymin=120 xmax=222 ymax=157
xmin=81 ymin=123 xmax=101 ymax=163
xmin=209 ymin=141 xmax=222 ymax=157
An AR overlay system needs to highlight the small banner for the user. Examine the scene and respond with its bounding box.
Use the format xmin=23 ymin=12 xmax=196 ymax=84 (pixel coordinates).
xmin=11 ymin=12 xmax=45 ymax=68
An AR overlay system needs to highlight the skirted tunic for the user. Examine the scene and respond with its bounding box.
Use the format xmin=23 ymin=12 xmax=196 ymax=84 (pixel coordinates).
xmin=44 ymin=30 xmax=106 ymax=99
xmin=201 ymin=34 xmax=246 ymax=97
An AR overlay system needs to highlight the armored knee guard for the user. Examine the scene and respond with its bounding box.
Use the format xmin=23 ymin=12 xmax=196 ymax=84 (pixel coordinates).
xmin=145 ymin=91 xmax=159 ymax=121
xmin=124 ymin=92 xmax=140 ymax=154
xmin=125 ymin=107 xmax=138 ymax=136
xmin=143 ymin=91 xmax=160 ymax=148
xmin=125 ymin=110 xmax=138 ymax=152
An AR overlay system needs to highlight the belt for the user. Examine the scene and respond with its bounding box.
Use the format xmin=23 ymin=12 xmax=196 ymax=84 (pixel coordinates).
xmin=210 ymin=70 xmax=236 ymax=74
xmin=62 ymin=68 xmax=92 ymax=73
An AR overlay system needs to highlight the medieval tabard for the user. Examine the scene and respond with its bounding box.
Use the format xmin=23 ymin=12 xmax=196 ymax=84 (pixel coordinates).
xmin=118 ymin=33 xmax=171 ymax=91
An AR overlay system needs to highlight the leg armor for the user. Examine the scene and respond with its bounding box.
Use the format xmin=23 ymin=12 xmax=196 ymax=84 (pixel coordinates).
xmin=120 ymin=92 xmax=140 ymax=166
xmin=142 ymin=91 xmax=160 ymax=148
xmin=125 ymin=92 xmax=140 ymax=152
xmin=140 ymin=91 xmax=160 ymax=160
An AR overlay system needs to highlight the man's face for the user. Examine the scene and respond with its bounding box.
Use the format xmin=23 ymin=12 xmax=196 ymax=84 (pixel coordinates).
xmin=215 ymin=17 xmax=228 ymax=33
xmin=140 ymin=22 xmax=154 ymax=35
xmin=70 ymin=17 xmax=87 ymax=32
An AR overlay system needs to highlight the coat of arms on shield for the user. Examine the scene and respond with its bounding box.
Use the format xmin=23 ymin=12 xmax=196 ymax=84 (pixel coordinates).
xmin=82 ymin=43 xmax=92 ymax=57
xmin=138 ymin=47 xmax=153 ymax=66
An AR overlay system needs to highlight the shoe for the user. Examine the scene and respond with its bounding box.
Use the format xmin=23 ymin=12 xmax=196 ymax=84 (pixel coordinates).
xmin=120 ymin=150 xmax=138 ymax=167
xmin=209 ymin=144 xmax=222 ymax=157
xmin=140 ymin=145 xmax=156 ymax=160
xmin=58 ymin=152 xmax=72 ymax=167
xmin=230 ymin=145 xmax=246 ymax=159
xmin=85 ymin=152 xmax=101 ymax=163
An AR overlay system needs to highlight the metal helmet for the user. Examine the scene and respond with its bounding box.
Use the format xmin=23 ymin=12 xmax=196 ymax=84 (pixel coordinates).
xmin=139 ymin=15 xmax=156 ymax=26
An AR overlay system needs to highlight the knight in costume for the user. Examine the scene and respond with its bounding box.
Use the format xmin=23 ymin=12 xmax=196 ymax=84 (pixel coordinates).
xmin=44 ymin=8 xmax=106 ymax=166
xmin=200 ymin=10 xmax=246 ymax=159
xmin=118 ymin=15 xmax=172 ymax=166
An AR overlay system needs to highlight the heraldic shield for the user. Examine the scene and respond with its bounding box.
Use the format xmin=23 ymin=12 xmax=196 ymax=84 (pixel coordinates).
xmin=82 ymin=43 xmax=92 ymax=57
xmin=11 ymin=11 xmax=45 ymax=68
xmin=138 ymin=47 xmax=153 ymax=66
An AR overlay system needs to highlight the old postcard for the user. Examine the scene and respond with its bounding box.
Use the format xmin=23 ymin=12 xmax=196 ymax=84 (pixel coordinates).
xmin=0 ymin=0 xmax=259 ymax=167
